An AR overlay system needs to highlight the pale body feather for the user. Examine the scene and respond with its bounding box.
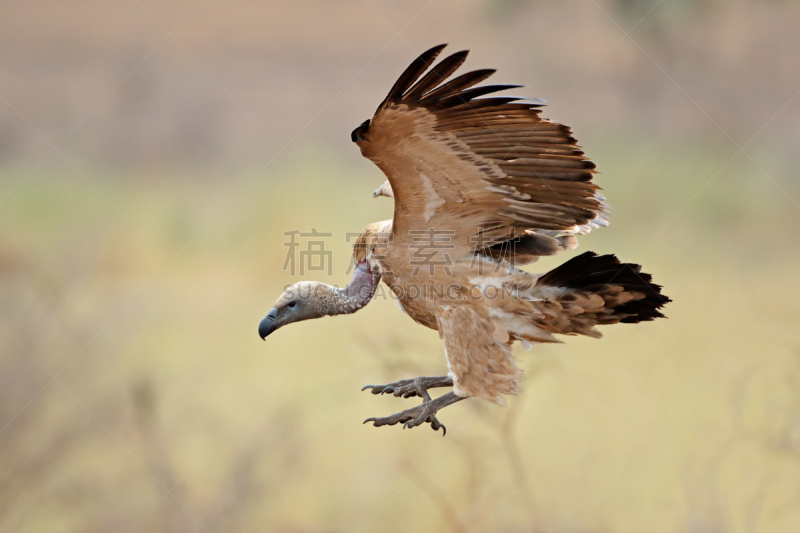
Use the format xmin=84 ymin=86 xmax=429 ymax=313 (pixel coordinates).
xmin=356 ymin=220 xmax=573 ymax=403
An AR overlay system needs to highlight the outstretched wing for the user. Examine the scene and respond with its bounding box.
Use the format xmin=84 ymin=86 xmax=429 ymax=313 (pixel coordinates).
xmin=353 ymin=44 xmax=608 ymax=265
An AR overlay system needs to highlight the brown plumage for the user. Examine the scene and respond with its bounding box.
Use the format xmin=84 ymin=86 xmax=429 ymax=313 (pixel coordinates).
xmin=260 ymin=45 xmax=669 ymax=434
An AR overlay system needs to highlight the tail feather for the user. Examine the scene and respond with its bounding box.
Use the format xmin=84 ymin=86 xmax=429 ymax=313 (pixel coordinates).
xmin=534 ymin=251 xmax=670 ymax=334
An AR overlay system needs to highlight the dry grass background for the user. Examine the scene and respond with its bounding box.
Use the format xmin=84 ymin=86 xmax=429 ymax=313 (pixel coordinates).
xmin=1 ymin=1 xmax=800 ymax=532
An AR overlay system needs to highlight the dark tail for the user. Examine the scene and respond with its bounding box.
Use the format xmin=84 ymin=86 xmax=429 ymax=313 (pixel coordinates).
xmin=538 ymin=251 xmax=671 ymax=324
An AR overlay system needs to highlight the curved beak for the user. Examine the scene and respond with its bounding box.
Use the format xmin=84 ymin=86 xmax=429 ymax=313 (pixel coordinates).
xmin=372 ymin=186 xmax=381 ymax=198
xmin=258 ymin=308 xmax=278 ymax=340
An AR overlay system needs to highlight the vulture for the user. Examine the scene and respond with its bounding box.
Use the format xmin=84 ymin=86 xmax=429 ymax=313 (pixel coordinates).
xmin=259 ymin=44 xmax=670 ymax=434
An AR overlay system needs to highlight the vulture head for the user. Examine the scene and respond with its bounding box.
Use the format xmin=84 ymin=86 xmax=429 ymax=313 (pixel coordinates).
xmin=372 ymin=180 xmax=393 ymax=198
xmin=259 ymin=262 xmax=379 ymax=340
xmin=258 ymin=281 xmax=328 ymax=339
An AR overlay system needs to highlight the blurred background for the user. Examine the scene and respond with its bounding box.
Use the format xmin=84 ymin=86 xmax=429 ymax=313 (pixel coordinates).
xmin=1 ymin=0 xmax=799 ymax=531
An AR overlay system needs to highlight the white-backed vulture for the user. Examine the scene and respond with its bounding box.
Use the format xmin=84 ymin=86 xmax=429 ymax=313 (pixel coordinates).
xmin=259 ymin=45 xmax=670 ymax=434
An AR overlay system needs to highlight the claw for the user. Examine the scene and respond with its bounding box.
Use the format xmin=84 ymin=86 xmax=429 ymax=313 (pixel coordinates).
xmin=428 ymin=416 xmax=446 ymax=435
xmin=362 ymin=378 xmax=461 ymax=434
xmin=363 ymin=391 xmax=463 ymax=434
xmin=361 ymin=376 xmax=454 ymax=400
xmin=363 ymin=383 xmax=407 ymax=396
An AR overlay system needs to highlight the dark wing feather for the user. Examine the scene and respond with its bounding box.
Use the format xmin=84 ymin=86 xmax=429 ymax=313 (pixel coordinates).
xmin=377 ymin=44 xmax=447 ymax=111
xmin=434 ymin=84 xmax=524 ymax=109
xmin=402 ymin=50 xmax=470 ymax=103
xmin=417 ymin=69 xmax=496 ymax=105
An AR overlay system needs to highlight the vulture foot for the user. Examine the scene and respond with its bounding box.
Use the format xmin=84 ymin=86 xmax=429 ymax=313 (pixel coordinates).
xmin=361 ymin=375 xmax=453 ymax=398
xmin=363 ymin=391 xmax=464 ymax=435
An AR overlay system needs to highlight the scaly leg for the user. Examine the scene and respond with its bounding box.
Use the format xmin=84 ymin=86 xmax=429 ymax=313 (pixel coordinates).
xmin=363 ymin=389 xmax=464 ymax=435
xmin=361 ymin=375 xmax=454 ymax=399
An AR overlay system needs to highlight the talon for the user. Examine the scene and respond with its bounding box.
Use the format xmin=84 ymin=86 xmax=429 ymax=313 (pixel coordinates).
xmin=429 ymin=417 xmax=446 ymax=435
xmin=361 ymin=385 xmax=374 ymax=391
xmin=362 ymin=382 xmax=462 ymax=434
xmin=360 ymin=376 xmax=453 ymax=402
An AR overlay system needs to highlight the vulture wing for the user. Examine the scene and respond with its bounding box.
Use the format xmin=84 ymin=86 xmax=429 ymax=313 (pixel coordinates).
xmin=353 ymin=44 xmax=608 ymax=265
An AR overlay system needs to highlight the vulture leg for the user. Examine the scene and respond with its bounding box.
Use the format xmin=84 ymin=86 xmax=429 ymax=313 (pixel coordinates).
xmin=363 ymin=391 xmax=464 ymax=435
xmin=361 ymin=375 xmax=453 ymax=398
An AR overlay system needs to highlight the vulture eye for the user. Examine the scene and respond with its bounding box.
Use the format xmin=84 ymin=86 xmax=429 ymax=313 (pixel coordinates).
xmin=287 ymin=301 xmax=297 ymax=309
xmin=351 ymin=119 xmax=370 ymax=142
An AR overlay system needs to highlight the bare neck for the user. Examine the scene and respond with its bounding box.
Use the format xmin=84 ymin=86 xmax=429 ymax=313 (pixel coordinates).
xmin=321 ymin=262 xmax=379 ymax=316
